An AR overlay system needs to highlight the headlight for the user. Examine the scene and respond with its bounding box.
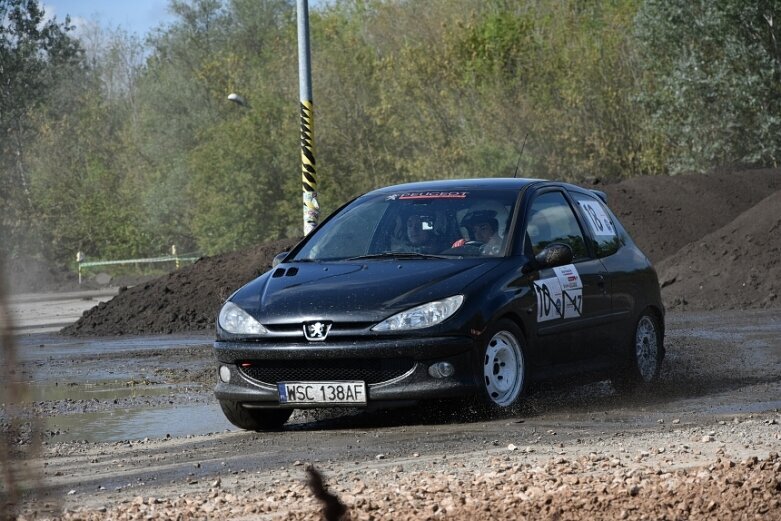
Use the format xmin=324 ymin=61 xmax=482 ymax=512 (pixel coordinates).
xmin=372 ymin=295 xmax=464 ymax=332
xmin=218 ymin=301 xmax=268 ymax=335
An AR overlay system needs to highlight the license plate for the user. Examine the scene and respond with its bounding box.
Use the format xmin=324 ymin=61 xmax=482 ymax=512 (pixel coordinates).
xmin=277 ymin=381 xmax=366 ymax=405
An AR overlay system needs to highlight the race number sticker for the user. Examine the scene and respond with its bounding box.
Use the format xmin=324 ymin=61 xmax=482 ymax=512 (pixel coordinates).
xmin=578 ymin=200 xmax=616 ymax=238
xmin=533 ymin=264 xmax=583 ymax=322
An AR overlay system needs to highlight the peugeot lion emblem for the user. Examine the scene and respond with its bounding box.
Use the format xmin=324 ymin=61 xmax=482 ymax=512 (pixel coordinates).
xmin=303 ymin=321 xmax=331 ymax=341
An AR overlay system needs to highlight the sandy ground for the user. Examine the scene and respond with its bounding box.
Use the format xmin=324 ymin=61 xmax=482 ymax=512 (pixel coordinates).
xmin=8 ymin=290 xmax=118 ymax=335
xmin=3 ymin=295 xmax=780 ymax=519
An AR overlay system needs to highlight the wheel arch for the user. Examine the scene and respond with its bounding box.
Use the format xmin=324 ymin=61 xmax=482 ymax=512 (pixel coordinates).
xmin=494 ymin=310 xmax=529 ymax=341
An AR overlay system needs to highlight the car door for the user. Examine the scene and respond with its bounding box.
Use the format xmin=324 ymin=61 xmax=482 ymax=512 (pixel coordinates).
xmin=523 ymin=189 xmax=612 ymax=365
xmin=570 ymin=190 xmax=632 ymax=350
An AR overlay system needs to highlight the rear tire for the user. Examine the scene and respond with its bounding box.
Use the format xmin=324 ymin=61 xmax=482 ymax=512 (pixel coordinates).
xmin=476 ymin=319 xmax=527 ymax=412
xmin=219 ymin=401 xmax=293 ymax=431
xmin=611 ymin=309 xmax=663 ymax=393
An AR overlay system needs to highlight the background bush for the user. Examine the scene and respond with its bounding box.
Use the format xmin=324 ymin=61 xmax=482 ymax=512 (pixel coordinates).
xmin=1 ymin=0 xmax=779 ymax=267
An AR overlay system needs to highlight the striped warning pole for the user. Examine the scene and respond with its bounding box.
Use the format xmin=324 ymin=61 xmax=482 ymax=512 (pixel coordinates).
xmin=297 ymin=0 xmax=319 ymax=235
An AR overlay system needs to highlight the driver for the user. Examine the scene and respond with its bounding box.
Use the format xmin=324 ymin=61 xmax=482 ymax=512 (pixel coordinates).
xmin=405 ymin=214 xmax=442 ymax=253
xmin=458 ymin=210 xmax=503 ymax=255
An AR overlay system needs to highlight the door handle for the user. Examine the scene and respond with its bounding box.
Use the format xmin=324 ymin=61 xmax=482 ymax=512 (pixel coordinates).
xmin=597 ymin=275 xmax=606 ymax=292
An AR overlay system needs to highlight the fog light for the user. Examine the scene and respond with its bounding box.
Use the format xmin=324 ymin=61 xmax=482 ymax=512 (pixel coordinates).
xmin=428 ymin=362 xmax=455 ymax=379
xmin=219 ymin=365 xmax=231 ymax=383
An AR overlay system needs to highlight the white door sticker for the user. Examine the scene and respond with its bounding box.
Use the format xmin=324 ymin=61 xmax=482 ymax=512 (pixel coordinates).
xmin=578 ymin=200 xmax=616 ymax=238
xmin=533 ymin=264 xmax=583 ymax=322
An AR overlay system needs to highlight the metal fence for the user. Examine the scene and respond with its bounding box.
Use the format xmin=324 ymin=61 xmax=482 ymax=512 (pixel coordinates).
xmin=76 ymin=248 xmax=199 ymax=284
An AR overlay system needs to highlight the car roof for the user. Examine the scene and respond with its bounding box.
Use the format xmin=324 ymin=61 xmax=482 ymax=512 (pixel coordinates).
xmin=370 ymin=178 xmax=545 ymax=194
xmin=364 ymin=178 xmax=609 ymax=204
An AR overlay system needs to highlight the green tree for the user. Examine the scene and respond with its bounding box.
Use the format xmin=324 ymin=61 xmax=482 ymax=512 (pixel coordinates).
xmin=27 ymin=26 xmax=157 ymax=265
xmin=190 ymin=96 xmax=298 ymax=254
xmin=450 ymin=0 xmax=656 ymax=180
xmin=0 ymin=0 xmax=82 ymax=257
xmin=27 ymin=0 xmax=781 ymax=272
xmin=187 ymin=0 xmax=301 ymax=252
xmin=636 ymin=0 xmax=781 ymax=173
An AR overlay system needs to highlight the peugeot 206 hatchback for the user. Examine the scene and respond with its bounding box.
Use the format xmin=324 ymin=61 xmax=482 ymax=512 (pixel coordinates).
xmin=213 ymin=178 xmax=664 ymax=430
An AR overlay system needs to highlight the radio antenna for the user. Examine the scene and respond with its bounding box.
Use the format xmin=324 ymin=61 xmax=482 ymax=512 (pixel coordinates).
xmin=512 ymin=133 xmax=529 ymax=178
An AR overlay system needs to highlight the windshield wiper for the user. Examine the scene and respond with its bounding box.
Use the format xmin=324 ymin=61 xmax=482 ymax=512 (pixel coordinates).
xmin=346 ymin=251 xmax=451 ymax=261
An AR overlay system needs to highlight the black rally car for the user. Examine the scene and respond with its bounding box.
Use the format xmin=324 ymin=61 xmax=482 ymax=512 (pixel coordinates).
xmin=213 ymin=178 xmax=664 ymax=430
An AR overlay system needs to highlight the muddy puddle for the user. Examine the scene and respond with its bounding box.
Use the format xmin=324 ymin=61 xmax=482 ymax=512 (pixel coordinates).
xmin=9 ymin=379 xmax=229 ymax=443
xmin=7 ymin=331 xmax=221 ymax=443
xmin=44 ymin=402 xmax=234 ymax=443
xmin=14 ymin=333 xmax=212 ymax=361
xmin=25 ymin=380 xmax=184 ymax=402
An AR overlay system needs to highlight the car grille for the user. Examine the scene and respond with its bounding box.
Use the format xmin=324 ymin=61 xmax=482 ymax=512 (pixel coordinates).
xmin=263 ymin=322 xmax=374 ymax=336
xmin=239 ymin=358 xmax=415 ymax=385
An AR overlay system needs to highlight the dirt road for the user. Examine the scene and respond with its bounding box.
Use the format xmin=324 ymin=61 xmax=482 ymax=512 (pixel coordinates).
xmin=9 ymin=290 xmax=118 ymax=335
xmin=3 ymin=296 xmax=779 ymax=519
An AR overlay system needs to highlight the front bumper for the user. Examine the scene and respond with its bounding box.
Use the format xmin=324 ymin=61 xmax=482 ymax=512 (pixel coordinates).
xmin=213 ymin=335 xmax=478 ymax=407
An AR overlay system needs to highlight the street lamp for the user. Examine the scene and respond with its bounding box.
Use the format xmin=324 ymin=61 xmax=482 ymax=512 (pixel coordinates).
xmin=227 ymin=0 xmax=318 ymax=237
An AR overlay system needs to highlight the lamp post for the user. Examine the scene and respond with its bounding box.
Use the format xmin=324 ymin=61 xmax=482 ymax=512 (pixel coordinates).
xmin=297 ymin=0 xmax=319 ymax=235
xmin=227 ymin=92 xmax=249 ymax=108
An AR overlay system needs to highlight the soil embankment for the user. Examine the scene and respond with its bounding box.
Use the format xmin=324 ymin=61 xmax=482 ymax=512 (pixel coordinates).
xmin=63 ymin=169 xmax=780 ymax=336
xmin=61 ymin=237 xmax=300 ymax=336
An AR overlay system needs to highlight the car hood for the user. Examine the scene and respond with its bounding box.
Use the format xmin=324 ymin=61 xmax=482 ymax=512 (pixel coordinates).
xmin=231 ymin=259 xmax=499 ymax=324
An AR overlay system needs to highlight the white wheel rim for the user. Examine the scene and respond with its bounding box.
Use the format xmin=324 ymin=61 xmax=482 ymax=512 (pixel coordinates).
xmin=483 ymin=331 xmax=524 ymax=407
xmin=635 ymin=316 xmax=658 ymax=382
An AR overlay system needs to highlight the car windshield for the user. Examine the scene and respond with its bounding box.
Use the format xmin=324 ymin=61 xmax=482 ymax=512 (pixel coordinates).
xmin=294 ymin=189 xmax=520 ymax=261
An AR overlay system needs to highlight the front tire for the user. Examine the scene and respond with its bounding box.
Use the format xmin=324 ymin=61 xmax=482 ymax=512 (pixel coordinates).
xmin=612 ymin=309 xmax=663 ymax=393
xmin=477 ymin=320 xmax=527 ymax=411
xmin=219 ymin=401 xmax=293 ymax=431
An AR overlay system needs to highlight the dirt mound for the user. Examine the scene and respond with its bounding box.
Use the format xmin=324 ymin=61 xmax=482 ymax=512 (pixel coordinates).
xmin=61 ymin=237 xmax=300 ymax=336
xmin=600 ymin=168 xmax=781 ymax=263
xmin=62 ymin=168 xmax=780 ymax=336
xmin=656 ymin=189 xmax=781 ymax=310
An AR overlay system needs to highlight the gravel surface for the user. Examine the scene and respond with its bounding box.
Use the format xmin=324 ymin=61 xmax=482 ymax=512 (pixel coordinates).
xmin=21 ymin=414 xmax=781 ymax=520
xmin=6 ymin=308 xmax=781 ymax=520
xmin=53 ymin=451 xmax=781 ymax=520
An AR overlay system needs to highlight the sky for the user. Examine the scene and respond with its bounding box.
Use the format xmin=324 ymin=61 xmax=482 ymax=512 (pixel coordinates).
xmin=42 ymin=1 xmax=176 ymax=37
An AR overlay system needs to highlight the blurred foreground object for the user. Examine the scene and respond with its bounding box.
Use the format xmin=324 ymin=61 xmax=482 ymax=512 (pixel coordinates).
xmin=0 ymin=260 xmax=43 ymax=519
xmin=307 ymin=466 xmax=347 ymax=521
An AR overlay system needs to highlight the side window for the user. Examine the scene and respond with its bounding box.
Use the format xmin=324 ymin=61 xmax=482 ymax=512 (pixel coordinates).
xmin=525 ymin=192 xmax=588 ymax=260
xmin=572 ymin=193 xmax=621 ymax=258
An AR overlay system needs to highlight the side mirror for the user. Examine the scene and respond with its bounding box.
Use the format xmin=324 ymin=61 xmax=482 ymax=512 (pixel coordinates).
xmin=522 ymin=243 xmax=573 ymax=273
xmin=272 ymin=252 xmax=289 ymax=267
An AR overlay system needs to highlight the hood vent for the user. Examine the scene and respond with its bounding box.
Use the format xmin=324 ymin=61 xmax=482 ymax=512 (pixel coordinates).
xmin=272 ymin=267 xmax=299 ymax=278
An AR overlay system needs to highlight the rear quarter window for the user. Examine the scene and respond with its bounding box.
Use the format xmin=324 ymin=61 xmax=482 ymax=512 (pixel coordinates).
xmin=571 ymin=192 xmax=622 ymax=258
